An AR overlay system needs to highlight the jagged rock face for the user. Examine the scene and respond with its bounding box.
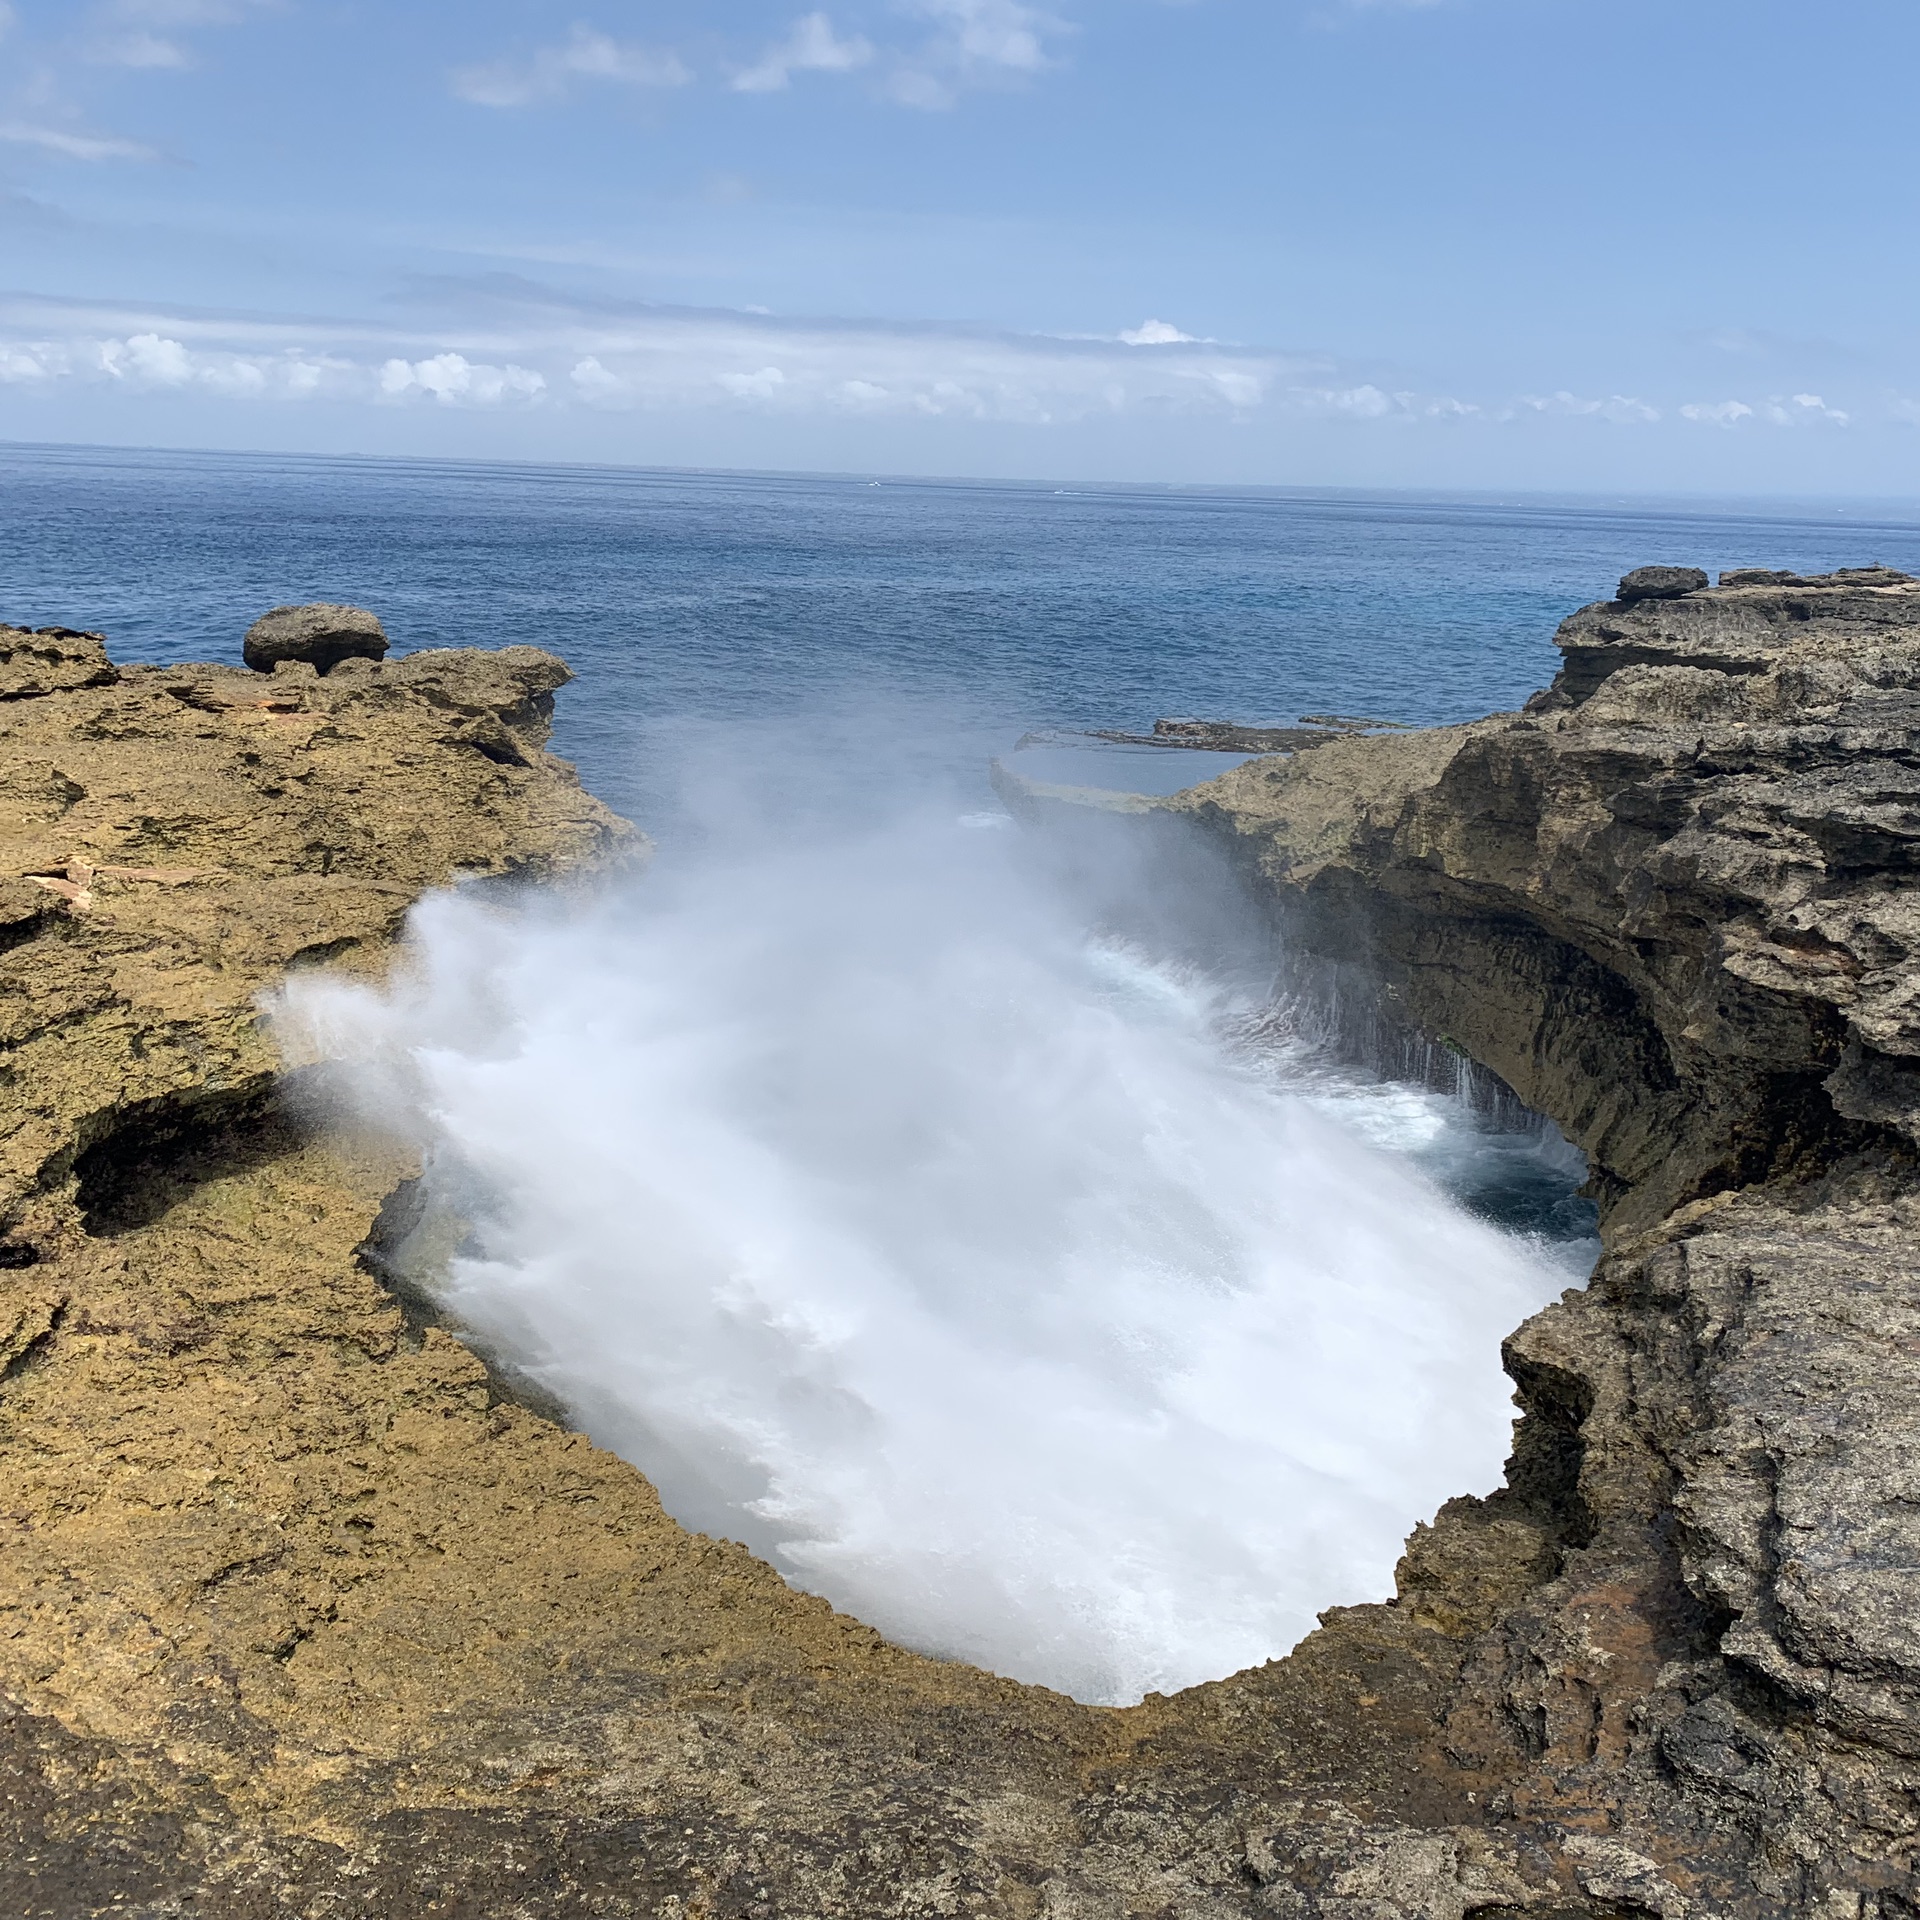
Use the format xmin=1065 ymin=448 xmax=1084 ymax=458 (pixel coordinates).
xmin=1178 ymin=569 xmax=1920 ymax=1232
xmin=0 ymin=624 xmax=117 ymax=701
xmin=0 ymin=642 xmax=631 ymax=1231
xmin=1173 ymin=569 xmax=1920 ymax=1914
xmin=6 ymin=593 xmax=1919 ymax=1918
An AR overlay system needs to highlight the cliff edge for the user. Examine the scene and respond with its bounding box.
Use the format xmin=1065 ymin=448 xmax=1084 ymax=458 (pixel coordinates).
xmin=4 ymin=592 xmax=1917 ymax=1917
xmin=1168 ymin=566 xmax=1920 ymax=1914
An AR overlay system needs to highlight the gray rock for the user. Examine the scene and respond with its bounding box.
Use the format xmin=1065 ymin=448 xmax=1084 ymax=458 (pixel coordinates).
xmin=1719 ymin=568 xmax=1804 ymax=586
xmin=1164 ymin=565 xmax=1920 ymax=1909
xmin=1616 ymin=564 xmax=1709 ymax=602
xmin=242 ymin=603 xmax=388 ymax=675
xmin=1826 ymin=564 xmax=1916 ymax=585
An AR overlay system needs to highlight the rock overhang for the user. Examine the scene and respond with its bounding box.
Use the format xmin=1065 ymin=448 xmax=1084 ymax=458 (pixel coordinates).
xmin=5 ymin=581 xmax=1920 ymax=1914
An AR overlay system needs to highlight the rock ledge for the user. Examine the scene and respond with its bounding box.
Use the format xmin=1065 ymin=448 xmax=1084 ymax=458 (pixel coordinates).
xmin=8 ymin=581 xmax=1920 ymax=1917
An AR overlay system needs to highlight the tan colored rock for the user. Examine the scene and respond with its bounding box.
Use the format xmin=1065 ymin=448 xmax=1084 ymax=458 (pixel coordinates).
xmin=0 ymin=624 xmax=113 ymax=700
xmin=7 ymin=590 xmax=1915 ymax=1916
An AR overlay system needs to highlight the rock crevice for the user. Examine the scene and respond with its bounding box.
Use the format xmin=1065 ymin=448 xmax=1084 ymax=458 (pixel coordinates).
xmin=5 ymin=587 xmax=1920 ymax=1916
xmin=1163 ymin=568 xmax=1920 ymax=1912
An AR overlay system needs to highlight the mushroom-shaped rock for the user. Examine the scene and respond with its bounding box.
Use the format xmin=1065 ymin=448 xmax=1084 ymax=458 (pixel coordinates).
xmin=243 ymin=603 xmax=389 ymax=675
xmin=1616 ymin=565 xmax=1709 ymax=603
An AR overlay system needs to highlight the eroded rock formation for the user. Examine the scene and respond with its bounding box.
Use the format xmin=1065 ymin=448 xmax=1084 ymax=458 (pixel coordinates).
xmin=1168 ymin=565 xmax=1920 ymax=1914
xmin=4 ymin=583 xmax=1917 ymax=1916
xmin=242 ymin=603 xmax=391 ymax=675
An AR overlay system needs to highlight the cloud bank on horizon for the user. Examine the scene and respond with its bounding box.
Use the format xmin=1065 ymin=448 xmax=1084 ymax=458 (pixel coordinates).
xmin=0 ymin=0 xmax=1917 ymax=490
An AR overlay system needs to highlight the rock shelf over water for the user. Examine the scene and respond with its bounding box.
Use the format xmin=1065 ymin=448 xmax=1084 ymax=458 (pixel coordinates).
xmin=4 ymin=573 xmax=1920 ymax=1915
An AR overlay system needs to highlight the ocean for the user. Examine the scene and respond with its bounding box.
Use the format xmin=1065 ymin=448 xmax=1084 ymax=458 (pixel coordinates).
xmin=8 ymin=440 xmax=1920 ymax=820
xmin=13 ymin=440 xmax=1919 ymax=1699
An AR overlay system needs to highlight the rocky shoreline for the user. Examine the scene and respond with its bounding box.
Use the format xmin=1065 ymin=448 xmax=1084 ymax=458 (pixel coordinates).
xmin=3 ymin=575 xmax=1917 ymax=1915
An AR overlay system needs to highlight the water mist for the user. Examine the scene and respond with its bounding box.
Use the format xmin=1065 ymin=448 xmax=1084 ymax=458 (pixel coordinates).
xmin=275 ymin=750 xmax=1581 ymax=1706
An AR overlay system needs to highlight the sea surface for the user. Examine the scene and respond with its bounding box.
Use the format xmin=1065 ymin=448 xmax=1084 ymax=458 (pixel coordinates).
xmin=7 ymin=440 xmax=1920 ymax=820
xmin=11 ymin=441 xmax=1920 ymax=1696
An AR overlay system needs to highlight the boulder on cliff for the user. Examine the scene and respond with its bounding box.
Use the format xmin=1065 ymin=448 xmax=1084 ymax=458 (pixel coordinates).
xmin=1615 ymin=563 xmax=1708 ymax=601
xmin=242 ymin=601 xmax=389 ymax=674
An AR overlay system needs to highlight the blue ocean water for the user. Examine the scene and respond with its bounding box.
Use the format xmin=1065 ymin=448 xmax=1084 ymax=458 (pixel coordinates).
xmin=6 ymin=440 xmax=1919 ymax=822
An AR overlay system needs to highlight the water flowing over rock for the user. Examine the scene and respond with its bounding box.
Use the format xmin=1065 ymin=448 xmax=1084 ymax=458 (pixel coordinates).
xmin=4 ymin=578 xmax=1919 ymax=1915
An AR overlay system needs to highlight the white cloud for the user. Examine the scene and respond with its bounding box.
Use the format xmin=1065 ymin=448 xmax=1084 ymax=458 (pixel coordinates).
xmin=2 ymin=291 xmax=1882 ymax=443
xmin=378 ymin=353 xmax=546 ymax=406
xmin=0 ymin=120 xmax=156 ymax=160
xmin=889 ymin=0 xmax=1064 ymax=109
xmin=716 ymin=365 xmax=788 ymax=399
xmin=0 ymin=0 xmax=270 ymax=163
xmin=1680 ymin=399 xmax=1754 ymax=427
xmin=1521 ymin=389 xmax=1660 ymax=424
xmin=100 ymin=330 xmax=191 ymax=382
xmin=1288 ymin=384 xmax=1482 ymax=420
xmin=103 ymin=332 xmax=349 ymax=396
xmin=452 ymin=26 xmax=690 ymax=108
xmin=1661 ymin=391 xmax=1853 ymax=429
xmin=0 ymin=342 xmax=55 ymax=381
xmin=1789 ymin=391 xmax=1847 ymax=424
xmin=449 ymin=0 xmax=1064 ymax=114
xmin=1119 ymin=319 xmax=1196 ymax=345
xmin=1296 ymin=383 xmax=1393 ymax=417
xmin=549 ymin=309 xmax=1285 ymax=421
xmin=734 ymin=12 xmax=874 ymax=92
xmin=0 ymin=328 xmax=353 ymax=395
xmin=83 ymin=1 xmax=272 ymax=70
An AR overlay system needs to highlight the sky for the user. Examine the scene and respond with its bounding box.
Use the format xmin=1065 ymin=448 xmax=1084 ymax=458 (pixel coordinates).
xmin=1 ymin=0 xmax=1917 ymax=491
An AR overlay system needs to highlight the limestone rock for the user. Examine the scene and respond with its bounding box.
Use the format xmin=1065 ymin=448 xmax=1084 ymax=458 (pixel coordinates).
xmin=1167 ymin=565 xmax=1920 ymax=1911
xmin=1720 ymin=567 xmax=1804 ymax=586
xmin=242 ymin=601 xmax=389 ymax=673
xmin=0 ymin=625 xmax=113 ymax=700
xmin=1616 ymin=563 xmax=1708 ymax=601
xmin=11 ymin=580 xmax=1920 ymax=1915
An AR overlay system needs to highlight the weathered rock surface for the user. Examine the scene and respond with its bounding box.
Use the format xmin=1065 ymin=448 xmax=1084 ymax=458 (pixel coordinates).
xmin=243 ymin=603 xmax=390 ymax=674
xmin=1167 ymin=566 xmax=1920 ymax=1913
xmin=0 ymin=624 xmax=115 ymax=701
xmin=1616 ymin=564 xmax=1709 ymax=602
xmin=7 ymin=582 xmax=1920 ymax=1917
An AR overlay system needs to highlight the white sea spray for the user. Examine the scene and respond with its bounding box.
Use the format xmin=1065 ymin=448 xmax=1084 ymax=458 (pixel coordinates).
xmin=274 ymin=777 xmax=1576 ymax=1705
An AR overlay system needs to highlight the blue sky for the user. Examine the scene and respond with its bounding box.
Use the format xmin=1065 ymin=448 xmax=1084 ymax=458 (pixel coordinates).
xmin=2 ymin=0 xmax=1917 ymax=490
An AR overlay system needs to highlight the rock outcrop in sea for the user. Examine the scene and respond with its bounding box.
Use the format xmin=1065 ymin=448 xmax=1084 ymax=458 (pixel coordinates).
xmin=4 ymin=577 xmax=1918 ymax=1915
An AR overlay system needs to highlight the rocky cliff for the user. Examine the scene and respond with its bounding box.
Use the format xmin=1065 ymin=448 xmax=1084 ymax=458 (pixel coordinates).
xmin=1166 ymin=565 xmax=1920 ymax=1915
xmin=4 ymin=587 xmax=1917 ymax=1917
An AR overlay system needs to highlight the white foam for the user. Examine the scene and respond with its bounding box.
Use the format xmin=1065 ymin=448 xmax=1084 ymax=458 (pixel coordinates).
xmin=276 ymin=799 xmax=1577 ymax=1705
